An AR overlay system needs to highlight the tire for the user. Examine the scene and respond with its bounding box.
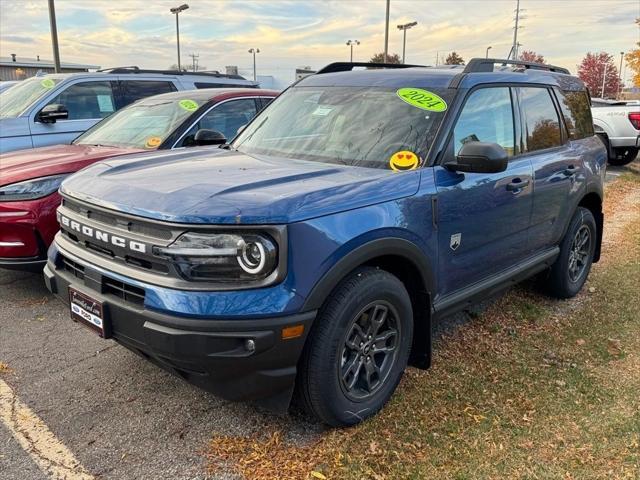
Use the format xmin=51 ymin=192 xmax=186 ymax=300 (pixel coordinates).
xmin=546 ymin=207 xmax=597 ymax=299
xmin=296 ymin=267 xmax=413 ymax=426
xmin=608 ymin=147 xmax=638 ymax=166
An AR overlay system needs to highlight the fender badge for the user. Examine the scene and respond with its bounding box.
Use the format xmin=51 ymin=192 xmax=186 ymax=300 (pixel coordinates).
xmin=450 ymin=233 xmax=462 ymax=251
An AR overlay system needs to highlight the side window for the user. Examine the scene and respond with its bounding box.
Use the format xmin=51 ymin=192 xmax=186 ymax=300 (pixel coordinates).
xmin=554 ymin=89 xmax=594 ymax=140
xmin=259 ymin=97 xmax=274 ymax=110
xmin=121 ymin=81 xmax=177 ymax=106
xmin=46 ymin=81 xmax=116 ymax=120
xmin=194 ymin=82 xmax=230 ymax=89
xmin=452 ymin=87 xmax=515 ymax=157
xmin=180 ymin=98 xmax=258 ymax=146
xmin=518 ymin=87 xmax=563 ymax=152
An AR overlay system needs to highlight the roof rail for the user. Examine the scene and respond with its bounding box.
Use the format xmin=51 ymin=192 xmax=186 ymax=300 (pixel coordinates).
xmin=463 ymin=58 xmax=570 ymax=75
xmin=95 ymin=66 xmax=251 ymax=80
xmin=316 ymin=62 xmax=426 ymax=74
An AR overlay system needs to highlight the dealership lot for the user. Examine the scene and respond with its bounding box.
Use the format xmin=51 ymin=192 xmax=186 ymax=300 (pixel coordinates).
xmin=1 ymin=160 xmax=635 ymax=479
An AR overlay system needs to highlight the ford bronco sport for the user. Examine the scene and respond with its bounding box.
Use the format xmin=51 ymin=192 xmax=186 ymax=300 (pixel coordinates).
xmin=44 ymin=59 xmax=606 ymax=426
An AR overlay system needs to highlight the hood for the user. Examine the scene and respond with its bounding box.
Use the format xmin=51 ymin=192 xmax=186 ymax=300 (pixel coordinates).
xmin=0 ymin=144 xmax=143 ymax=186
xmin=61 ymin=148 xmax=421 ymax=224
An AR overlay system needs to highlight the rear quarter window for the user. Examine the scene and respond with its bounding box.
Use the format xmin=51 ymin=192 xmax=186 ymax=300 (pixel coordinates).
xmin=555 ymin=89 xmax=594 ymax=140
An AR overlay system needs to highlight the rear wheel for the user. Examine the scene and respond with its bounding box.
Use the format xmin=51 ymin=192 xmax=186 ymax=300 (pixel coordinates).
xmin=546 ymin=207 xmax=597 ymax=299
xmin=297 ymin=268 xmax=413 ymax=426
xmin=608 ymin=147 xmax=638 ymax=166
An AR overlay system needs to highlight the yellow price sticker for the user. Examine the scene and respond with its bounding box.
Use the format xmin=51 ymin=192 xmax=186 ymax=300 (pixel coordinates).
xmin=40 ymin=78 xmax=55 ymax=89
xmin=178 ymin=99 xmax=198 ymax=112
xmin=145 ymin=136 xmax=162 ymax=149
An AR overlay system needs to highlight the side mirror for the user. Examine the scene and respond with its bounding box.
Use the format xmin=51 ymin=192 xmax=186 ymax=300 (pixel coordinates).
xmin=37 ymin=104 xmax=68 ymax=124
xmin=193 ymin=129 xmax=226 ymax=146
xmin=445 ymin=142 xmax=508 ymax=174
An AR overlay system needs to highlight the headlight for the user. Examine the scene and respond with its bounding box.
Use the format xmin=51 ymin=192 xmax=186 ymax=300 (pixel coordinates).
xmin=154 ymin=232 xmax=278 ymax=282
xmin=0 ymin=174 xmax=68 ymax=202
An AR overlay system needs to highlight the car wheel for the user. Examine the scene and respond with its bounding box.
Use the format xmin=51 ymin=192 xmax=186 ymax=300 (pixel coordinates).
xmin=297 ymin=267 xmax=413 ymax=426
xmin=546 ymin=207 xmax=597 ymax=299
xmin=608 ymin=147 xmax=638 ymax=166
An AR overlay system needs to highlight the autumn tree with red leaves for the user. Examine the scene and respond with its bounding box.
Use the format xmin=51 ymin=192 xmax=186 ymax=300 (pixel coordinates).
xmin=519 ymin=50 xmax=545 ymax=64
xmin=577 ymin=52 xmax=621 ymax=99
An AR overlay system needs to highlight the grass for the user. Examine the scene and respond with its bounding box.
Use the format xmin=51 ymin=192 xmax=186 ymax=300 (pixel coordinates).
xmin=206 ymin=171 xmax=640 ymax=480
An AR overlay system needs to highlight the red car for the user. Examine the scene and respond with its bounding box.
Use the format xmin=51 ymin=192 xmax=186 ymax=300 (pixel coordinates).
xmin=0 ymin=88 xmax=278 ymax=270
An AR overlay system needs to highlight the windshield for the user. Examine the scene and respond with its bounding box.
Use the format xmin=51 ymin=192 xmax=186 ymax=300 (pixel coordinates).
xmin=232 ymin=85 xmax=453 ymax=169
xmin=0 ymin=76 xmax=61 ymax=119
xmin=75 ymin=97 xmax=207 ymax=149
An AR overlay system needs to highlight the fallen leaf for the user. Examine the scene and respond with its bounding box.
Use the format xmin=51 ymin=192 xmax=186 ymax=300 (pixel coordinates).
xmin=310 ymin=471 xmax=326 ymax=479
xmin=607 ymin=338 xmax=622 ymax=356
xmin=576 ymin=339 xmax=586 ymax=346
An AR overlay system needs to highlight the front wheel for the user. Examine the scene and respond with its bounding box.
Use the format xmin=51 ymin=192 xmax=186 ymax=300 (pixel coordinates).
xmin=296 ymin=268 xmax=413 ymax=426
xmin=546 ymin=207 xmax=597 ymax=299
xmin=608 ymin=147 xmax=638 ymax=166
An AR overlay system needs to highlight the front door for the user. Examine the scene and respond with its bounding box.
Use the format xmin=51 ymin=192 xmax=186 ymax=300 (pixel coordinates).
xmin=30 ymin=80 xmax=118 ymax=147
xmin=434 ymin=86 xmax=533 ymax=297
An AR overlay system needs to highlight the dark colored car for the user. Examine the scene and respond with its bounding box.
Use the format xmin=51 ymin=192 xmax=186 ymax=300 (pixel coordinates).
xmin=44 ymin=59 xmax=606 ymax=426
xmin=0 ymin=88 xmax=277 ymax=270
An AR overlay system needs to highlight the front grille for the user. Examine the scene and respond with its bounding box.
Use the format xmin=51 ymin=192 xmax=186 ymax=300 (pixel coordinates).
xmin=62 ymin=256 xmax=85 ymax=280
xmin=103 ymin=277 xmax=146 ymax=306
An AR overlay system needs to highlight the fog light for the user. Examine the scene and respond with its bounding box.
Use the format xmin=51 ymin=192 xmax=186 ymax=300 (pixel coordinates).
xmin=244 ymin=339 xmax=256 ymax=353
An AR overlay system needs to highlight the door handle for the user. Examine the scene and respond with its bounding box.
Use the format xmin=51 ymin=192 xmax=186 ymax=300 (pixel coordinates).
xmin=506 ymin=178 xmax=530 ymax=192
xmin=563 ymin=165 xmax=578 ymax=176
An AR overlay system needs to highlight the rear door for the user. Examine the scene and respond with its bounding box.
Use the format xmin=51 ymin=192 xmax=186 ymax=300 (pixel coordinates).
xmin=118 ymin=80 xmax=177 ymax=108
xmin=30 ymin=80 xmax=119 ymax=147
xmin=519 ymin=86 xmax=583 ymax=253
xmin=434 ymin=86 xmax=534 ymax=296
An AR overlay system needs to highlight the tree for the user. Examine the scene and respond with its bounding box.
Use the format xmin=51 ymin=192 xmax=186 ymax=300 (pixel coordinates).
xmin=519 ymin=50 xmax=545 ymax=64
xmin=624 ymin=18 xmax=640 ymax=88
xmin=577 ymin=52 xmax=621 ymax=99
xmin=369 ymin=52 xmax=401 ymax=64
xmin=168 ymin=64 xmax=187 ymax=72
xmin=444 ymin=52 xmax=464 ymax=65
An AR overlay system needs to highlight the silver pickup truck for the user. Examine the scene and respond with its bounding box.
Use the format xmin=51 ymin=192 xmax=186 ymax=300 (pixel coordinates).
xmin=591 ymin=98 xmax=640 ymax=166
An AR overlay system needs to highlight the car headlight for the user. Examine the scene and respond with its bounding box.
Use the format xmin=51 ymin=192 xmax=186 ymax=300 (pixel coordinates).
xmin=154 ymin=232 xmax=278 ymax=282
xmin=0 ymin=174 xmax=68 ymax=202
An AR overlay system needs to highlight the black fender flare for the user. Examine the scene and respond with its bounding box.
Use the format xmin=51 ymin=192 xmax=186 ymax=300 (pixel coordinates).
xmin=301 ymin=237 xmax=435 ymax=311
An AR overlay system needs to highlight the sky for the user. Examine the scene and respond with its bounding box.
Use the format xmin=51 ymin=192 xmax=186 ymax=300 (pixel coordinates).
xmin=0 ymin=0 xmax=638 ymax=84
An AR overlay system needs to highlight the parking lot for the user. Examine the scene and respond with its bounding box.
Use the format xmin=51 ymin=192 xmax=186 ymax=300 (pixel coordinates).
xmin=0 ymin=158 xmax=637 ymax=480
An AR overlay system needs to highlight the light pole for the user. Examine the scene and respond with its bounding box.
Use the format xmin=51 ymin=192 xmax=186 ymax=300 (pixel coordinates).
xmin=170 ymin=4 xmax=189 ymax=71
xmin=383 ymin=0 xmax=390 ymax=62
xmin=485 ymin=45 xmax=492 ymax=58
xmin=248 ymin=48 xmax=260 ymax=81
xmin=47 ymin=0 xmax=61 ymax=73
xmin=346 ymin=40 xmax=360 ymax=62
xmin=397 ymin=21 xmax=417 ymax=64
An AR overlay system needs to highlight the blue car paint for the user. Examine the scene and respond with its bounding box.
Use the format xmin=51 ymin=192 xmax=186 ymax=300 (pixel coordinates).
xmin=51 ymin=66 xmax=604 ymax=324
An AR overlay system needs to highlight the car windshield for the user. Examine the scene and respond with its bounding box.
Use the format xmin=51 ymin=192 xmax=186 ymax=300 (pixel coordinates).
xmin=232 ymin=85 xmax=453 ymax=169
xmin=74 ymin=96 xmax=207 ymax=149
xmin=0 ymin=76 xmax=62 ymax=119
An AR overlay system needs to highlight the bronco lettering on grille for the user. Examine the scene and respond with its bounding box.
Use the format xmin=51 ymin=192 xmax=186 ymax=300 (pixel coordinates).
xmin=59 ymin=215 xmax=147 ymax=254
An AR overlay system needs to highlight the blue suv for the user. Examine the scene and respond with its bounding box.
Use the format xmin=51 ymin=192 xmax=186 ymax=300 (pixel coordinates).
xmin=44 ymin=59 xmax=607 ymax=426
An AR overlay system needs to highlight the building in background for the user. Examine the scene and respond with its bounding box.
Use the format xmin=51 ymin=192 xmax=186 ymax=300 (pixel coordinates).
xmin=0 ymin=55 xmax=99 ymax=81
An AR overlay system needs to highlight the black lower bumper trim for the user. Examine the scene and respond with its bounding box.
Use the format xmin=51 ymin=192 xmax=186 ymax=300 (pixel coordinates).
xmin=44 ymin=262 xmax=316 ymax=412
xmin=0 ymin=256 xmax=47 ymax=272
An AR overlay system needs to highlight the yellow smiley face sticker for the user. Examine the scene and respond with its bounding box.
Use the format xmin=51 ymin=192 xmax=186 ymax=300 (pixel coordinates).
xmin=389 ymin=151 xmax=419 ymax=171
xmin=145 ymin=136 xmax=162 ymax=149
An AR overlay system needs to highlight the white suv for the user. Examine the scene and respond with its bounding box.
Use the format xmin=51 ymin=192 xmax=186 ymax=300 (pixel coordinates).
xmin=0 ymin=67 xmax=258 ymax=153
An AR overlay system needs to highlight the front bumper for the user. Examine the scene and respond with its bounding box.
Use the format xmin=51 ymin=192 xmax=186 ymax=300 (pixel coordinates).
xmin=0 ymin=193 xmax=61 ymax=270
xmin=44 ymin=255 xmax=316 ymax=411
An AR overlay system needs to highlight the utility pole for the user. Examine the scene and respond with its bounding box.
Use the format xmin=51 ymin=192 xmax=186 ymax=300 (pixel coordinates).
xmin=619 ymin=51 xmax=625 ymax=97
xmin=510 ymin=0 xmax=521 ymax=60
xmin=485 ymin=46 xmax=492 ymax=58
xmin=189 ymin=53 xmax=199 ymax=72
xmin=383 ymin=0 xmax=390 ymax=62
xmin=601 ymin=62 xmax=609 ymax=98
xmin=346 ymin=40 xmax=360 ymax=62
xmin=47 ymin=0 xmax=61 ymax=73
xmin=397 ymin=21 xmax=417 ymax=64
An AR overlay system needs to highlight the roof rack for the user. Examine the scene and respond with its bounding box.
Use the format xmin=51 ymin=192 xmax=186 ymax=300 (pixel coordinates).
xmin=316 ymin=62 xmax=426 ymax=74
xmin=463 ymin=58 xmax=570 ymax=75
xmin=95 ymin=66 xmax=249 ymax=80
